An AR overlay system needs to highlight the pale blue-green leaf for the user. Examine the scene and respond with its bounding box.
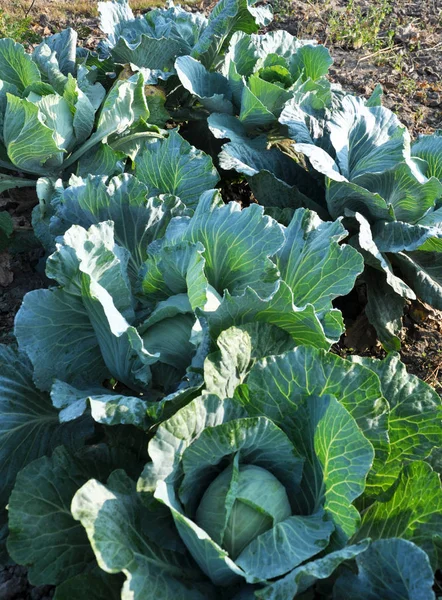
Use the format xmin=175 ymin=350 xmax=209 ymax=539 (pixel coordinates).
xmin=395 ymin=250 xmax=442 ymax=309
xmin=350 ymin=161 xmax=442 ymax=223
xmin=62 ymin=75 xmax=96 ymax=146
xmin=274 ymin=208 xmax=364 ymax=312
xmin=51 ymin=175 xmax=188 ymax=280
xmin=412 ymin=130 xmax=442 ymax=181
xmin=290 ymin=44 xmax=333 ymax=81
xmin=327 ymin=95 xmax=409 ymax=180
xmin=76 ymin=64 xmax=106 ymax=110
xmin=294 ymin=142 xmax=345 ymax=182
xmin=144 ymin=2 xmax=208 ymax=49
xmin=0 ymin=345 xmax=92 ymax=512
xmin=239 ymin=84 xmax=276 ymax=128
xmin=4 ymin=94 xmax=63 ymax=175
xmin=203 ymin=283 xmax=342 ymax=348
xmin=181 ymin=191 xmax=283 ymax=298
xmin=216 ymin=139 xmax=328 ymax=218
xmin=38 ymin=28 xmax=77 ymax=76
xmin=307 ymin=395 xmax=373 ymax=538
xmin=54 ymin=568 xmax=124 ymax=600
xmin=97 ymin=74 xmax=149 ymax=139
xmin=72 ymin=470 xmax=212 ymax=599
xmin=241 ymin=347 xmax=388 ymax=479
xmin=139 ymin=394 xmax=248 ymax=496
xmin=80 ymin=275 xmax=158 ymax=392
xmin=191 ymin=0 xmax=273 ymax=69
xmin=279 ymin=97 xmax=328 ymax=146
xmin=34 ymin=93 xmax=75 ymax=153
xmin=352 ymin=353 xmax=442 ymax=493
xmin=237 ymin=511 xmax=334 ymax=582
xmin=46 ymin=221 xmax=134 ymax=318
xmin=32 ymin=43 xmax=67 ymax=95
xmin=134 ymin=129 xmax=219 ymax=209
xmin=207 ymin=111 xmax=249 ymax=142
xmin=372 ymin=220 xmax=442 ymax=253
xmin=353 ymin=211 xmax=415 ymax=298
xmin=326 ymin=176 xmax=397 ymax=222
xmin=64 ymin=75 xmax=149 ymax=168
xmin=175 ymin=55 xmax=234 ymax=114
xmin=110 ymin=35 xmax=184 ymax=83
xmin=169 ymin=502 xmax=245 ymax=586
xmin=334 ymin=538 xmax=436 ymax=600
xmin=204 ymin=323 xmax=293 ymax=399
xmin=0 ymin=38 xmax=41 ymax=91
xmin=141 ymin=241 xmax=207 ymax=307
xmin=256 ymin=541 xmax=370 ymax=599
xmin=98 ymin=0 xmax=135 ymax=42
xmin=354 ymin=461 xmax=442 ymax=569
xmin=14 ymin=287 xmax=108 ymax=391
xmin=51 ymin=380 xmax=151 ymax=429
xmin=142 ymin=312 xmax=196 ymax=372
xmin=76 ymin=143 xmax=126 ymax=177
xmin=364 ymin=266 xmax=405 ymax=352
xmin=7 ymin=445 xmax=137 ymax=585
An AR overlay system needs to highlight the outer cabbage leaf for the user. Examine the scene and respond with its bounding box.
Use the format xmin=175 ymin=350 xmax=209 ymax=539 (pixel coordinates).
xmin=239 ymin=347 xmax=387 ymax=517
xmin=210 ymin=123 xmax=328 ymax=219
xmin=7 ymin=445 xmax=142 ymax=585
xmin=175 ymin=56 xmax=234 ymax=114
xmin=14 ymin=221 xmax=142 ymax=390
xmin=273 ymin=208 xmax=363 ymax=313
xmin=203 ymin=323 xmax=294 ymax=398
xmin=0 ymin=345 xmax=93 ymax=559
xmin=191 ymin=0 xmax=273 ymax=69
xmin=203 ymin=206 xmax=363 ymax=348
xmin=354 ymin=461 xmax=442 ymax=569
xmin=54 ymin=569 xmax=124 ymax=600
xmin=133 ymin=129 xmax=220 ymax=209
xmin=98 ymin=0 xmax=208 ymax=82
xmin=0 ymin=38 xmax=41 ymax=92
xmin=4 ymin=94 xmax=64 ymax=175
xmin=176 ymin=189 xmax=283 ymax=298
xmin=255 ymin=541 xmax=370 ymax=599
xmin=412 ymin=130 xmax=442 ymax=181
xmin=34 ymin=173 xmax=190 ymax=279
xmin=72 ymin=470 xmax=213 ymax=599
xmin=364 ymin=266 xmax=406 ymax=352
xmin=334 ymin=538 xmax=436 ymax=600
xmin=351 ymin=353 xmax=442 ymax=495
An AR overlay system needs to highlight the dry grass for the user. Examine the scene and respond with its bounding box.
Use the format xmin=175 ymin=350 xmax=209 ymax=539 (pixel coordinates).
xmin=0 ymin=0 xmax=196 ymax=20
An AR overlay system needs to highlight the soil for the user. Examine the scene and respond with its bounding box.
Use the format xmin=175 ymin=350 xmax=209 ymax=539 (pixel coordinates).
xmin=0 ymin=0 xmax=441 ymax=597
xmin=0 ymin=566 xmax=54 ymax=600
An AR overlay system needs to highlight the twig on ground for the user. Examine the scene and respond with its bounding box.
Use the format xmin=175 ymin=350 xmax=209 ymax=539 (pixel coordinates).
xmin=25 ymin=0 xmax=36 ymax=17
xmin=349 ymin=43 xmax=402 ymax=73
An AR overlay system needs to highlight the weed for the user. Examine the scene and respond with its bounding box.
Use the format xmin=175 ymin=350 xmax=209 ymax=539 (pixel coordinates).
xmin=328 ymin=0 xmax=392 ymax=50
xmin=0 ymin=7 xmax=41 ymax=46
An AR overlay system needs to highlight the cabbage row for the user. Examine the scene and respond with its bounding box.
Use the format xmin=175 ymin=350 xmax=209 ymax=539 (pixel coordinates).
xmin=1 ymin=1 xmax=442 ymax=599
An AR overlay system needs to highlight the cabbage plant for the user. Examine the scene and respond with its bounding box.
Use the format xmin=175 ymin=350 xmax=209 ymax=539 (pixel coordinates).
xmin=215 ymin=86 xmax=442 ymax=348
xmin=63 ymin=328 xmax=442 ymax=599
xmin=98 ymin=0 xmax=272 ymax=83
xmin=0 ymin=28 xmax=162 ymax=193
xmin=279 ymin=94 xmax=442 ymax=349
xmin=175 ymin=30 xmax=332 ymax=128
